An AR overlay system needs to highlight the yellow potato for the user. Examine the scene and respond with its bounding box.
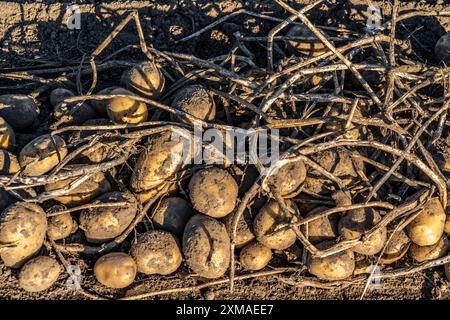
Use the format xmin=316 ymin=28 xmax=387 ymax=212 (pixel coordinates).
xmin=171 ymin=85 xmax=215 ymax=122
xmin=94 ymin=252 xmax=137 ymax=289
xmin=152 ymin=197 xmax=193 ymax=236
xmin=301 ymin=206 xmax=339 ymax=244
xmin=380 ymin=230 xmax=410 ymax=265
xmin=0 ymin=94 xmax=39 ymax=130
xmin=444 ymin=213 xmax=450 ymax=236
xmin=90 ymin=87 xmax=120 ymax=115
xmin=46 ymin=207 xmax=78 ymax=241
xmin=54 ymin=101 xmax=97 ymax=126
xmin=239 ymin=241 xmax=272 ymax=271
xmin=0 ymin=116 xmax=14 ymax=150
xmin=406 ymin=198 xmax=446 ymax=246
xmin=19 ymin=134 xmax=68 ymax=176
xmin=264 ymin=159 xmax=306 ymax=198
xmin=121 ymin=61 xmax=165 ymax=99
xmin=19 ymin=256 xmax=61 ymax=292
xmin=409 ymin=236 xmax=449 ymax=263
xmin=107 ymin=88 xmax=148 ymax=124
xmin=224 ymin=209 xmax=255 ymax=249
xmin=0 ymin=149 xmax=20 ymax=174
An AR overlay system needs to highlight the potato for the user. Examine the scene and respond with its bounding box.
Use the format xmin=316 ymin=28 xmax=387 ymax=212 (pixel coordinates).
xmin=0 ymin=117 xmax=14 ymax=150
xmin=45 ymin=168 xmax=111 ymax=207
xmin=131 ymin=130 xmax=188 ymax=192
xmin=188 ymin=167 xmax=238 ymax=218
xmin=19 ymin=256 xmax=61 ymax=292
xmin=307 ymin=240 xmax=355 ymax=280
xmin=107 ymin=88 xmax=148 ymax=124
xmin=152 ymin=197 xmax=193 ymax=236
xmin=445 ymin=214 xmax=450 ymax=236
xmin=406 ymin=198 xmax=446 ymax=246
xmin=135 ymin=182 xmax=178 ymax=204
xmin=409 ymin=236 xmax=449 ymax=263
xmin=182 ymin=214 xmax=230 ymax=278
xmin=435 ymin=32 xmax=450 ymax=63
xmin=90 ymin=87 xmax=120 ymax=115
xmin=324 ymin=104 xmax=365 ymax=139
xmin=171 ymin=85 xmax=216 ymax=122
xmin=380 ymin=230 xmax=411 ymax=265
xmin=49 ymin=88 xmax=74 ymax=107
xmin=239 ymin=242 xmax=272 ymax=271
xmin=286 ymin=25 xmax=327 ymax=57
xmin=301 ymin=206 xmax=339 ymax=244
xmin=0 ymin=202 xmax=47 ymax=267
xmin=264 ymin=159 xmax=306 ymax=198
xmin=253 ymin=200 xmax=297 ymax=250
xmin=339 ymin=208 xmax=387 ymax=255
xmin=19 ymin=134 xmax=68 ymax=176
xmin=94 ymin=252 xmax=137 ymax=289
xmin=0 ymin=149 xmax=20 ymax=174
xmin=0 ymin=94 xmax=39 ymax=130
xmin=46 ymin=207 xmax=78 ymax=240
xmin=303 ymin=148 xmax=364 ymax=195
xmin=121 ymin=61 xmax=165 ymax=99
xmin=54 ymin=101 xmax=97 ymax=126
xmin=79 ymin=192 xmax=138 ymax=243
xmin=130 ymin=230 xmax=182 ymax=275
xmin=224 ymin=209 xmax=255 ymax=249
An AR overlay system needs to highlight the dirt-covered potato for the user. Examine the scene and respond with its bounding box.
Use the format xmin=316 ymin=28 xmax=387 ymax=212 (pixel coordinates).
xmin=324 ymin=104 xmax=365 ymax=139
xmin=409 ymin=236 xmax=449 ymax=263
xmin=107 ymin=88 xmax=148 ymax=124
xmin=49 ymin=88 xmax=74 ymax=107
xmin=135 ymin=182 xmax=178 ymax=204
xmin=130 ymin=230 xmax=182 ymax=275
xmin=182 ymin=214 xmax=230 ymax=278
xmin=79 ymin=192 xmax=138 ymax=243
xmin=152 ymin=197 xmax=193 ymax=236
xmin=94 ymin=252 xmax=137 ymax=289
xmin=445 ymin=214 xmax=450 ymax=236
xmin=286 ymin=25 xmax=327 ymax=57
xmin=435 ymin=32 xmax=450 ymax=63
xmin=380 ymin=230 xmax=411 ymax=265
xmin=307 ymin=240 xmax=355 ymax=280
xmin=406 ymin=198 xmax=446 ymax=246
xmin=45 ymin=168 xmax=111 ymax=207
xmin=0 ymin=94 xmax=39 ymax=131
xmin=239 ymin=241 xmax=272 ymax=271
xmin=54 ymin=101 xmax=97 ymax=126
xmin=121 ymin=61 xmax=165 ymax=99
xmin=0 ymin=149 xmax=19 ymax=174
xmin=301 ymin=206 xmax=339 ymax=244
xmin=0 ymin=202 xmax=47 ymax=267
xmin=19 ymin=256 xmax=61 ymax=292
xmin=90 ymin=87 xmax=120 ymax=115
xmin=188 ymin=167 xmax=238 ymax=218
xmin=19 ymin=134 xmax=68 ymax=176
xmin=253 ymin=200 xmax=297 ymax=250
xmin=339 ymin=208 xmax=387 ymax=255
xmin=264 ymin=159 xmax=306 ymax=198
xmin=171 ymin=85 xmax=216 ymax=122
xmin=46 ymin=207 xmax=78 ymax=240
xmin=131 ymin=130 xmax=188 ymax=192
xmin=0 ymin=117 xmax=14 ymax=150
xmin=303 ymin=148 xmax=364 ymax=195
xmin=224 ymin=209 xmax=255 ymax=249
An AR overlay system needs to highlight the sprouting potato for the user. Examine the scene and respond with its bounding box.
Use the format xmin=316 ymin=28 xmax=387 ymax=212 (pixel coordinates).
xmin=121 ymin=61 xmax=165 ymax=99
xmin=107 ymin=88 xmax=148 ymax=124
xmin=94 ymin=252 xmax=137 ymax=289
xmin=152 ymin=197 xmax=193 ymax=236
xmin=171 ymin=85 xmax=216 ymax=122
xmin=239 ymin=241 xmax=272 ymax=271
xmin=19 ymin=256 xmax=61 ymax=292
xmin=0 ymin=94 xmax=39 ymax=131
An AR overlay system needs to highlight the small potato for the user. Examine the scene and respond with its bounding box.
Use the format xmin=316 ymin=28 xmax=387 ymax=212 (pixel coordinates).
xmin=94 ymin=252 xmax=137 ymax=289
xmin=19 ymin=134 xmax=68 ymax=176
xmin=239 ymin=242 xmax=272 ymax=271
xmin=121 ymin=61 xmax=165 ymax=99
xmin=304 ymin=148 xmax=364 ymax=195
xmin=0 ymin=117 xmax=14 ymax=150
xmin=253 ymin=200 xmax=297 ymax=250
xmin=339 ymin=208 xmax=387 ymax=255
xmin=19 ymin=256 xmax=61 ymax=292
xmin=406 ymin=198 xmax=446 ymax=246
xmin=54 ymin=101 xmax=97 ymax=126
xmin=107 ymin=88 xmax=148 ymax=124
xmin=307 ymin=240 xmax=355 ymax=281
xmin=171 ymin=85 xmax=216 ymax=122
xmin=286 ymin=25 xmax=327 ymax=57
xmin=46 ymin=207 xmax=78 ymax=241
xmin=380 ymin=230 xmax=411 ymax=265
xmin=45 ymin=168 xmax=111 ymax=207
xmin=79 ymin=192 xmax=138 ymax=243
xmin=224 ymin=209 xmax=255 ymax=249
xmin=49 ymin=88 xmax=74 ymax=107
xmin=264 ymin=159 xmax=306 ymax=198
xmin=0 ymin=202 xmax=47 ymax=267
xmin=131 ymin=130 xmax=189 ymax=192
xmin=435 ymin=32 xmax=450 ymax=63
xmin=301 ymin=206 xmax=339 ymax=244
xmin=182 ymin=214 xmax=230 ymax=278
xmin=188 ymin=167 xmax=238 ymax=218
xmin=90 ymin=87 xmax=120 ymax=115
xmin=0 ymin=149 xmax=20 ymax=174
xmin=409 ymin=236 xmax=449 ymax=263
xmin=0 ymin=94 xmax=39 ymax=131
xmin=130 ymin=230 xmax=182 ymax=275
xmin=152 ymin=197 xmax=193 ymax=236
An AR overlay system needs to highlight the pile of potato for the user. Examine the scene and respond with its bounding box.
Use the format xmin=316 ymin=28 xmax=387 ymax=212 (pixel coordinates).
xmin=0 ymin=21 xmax=450 ymax=296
